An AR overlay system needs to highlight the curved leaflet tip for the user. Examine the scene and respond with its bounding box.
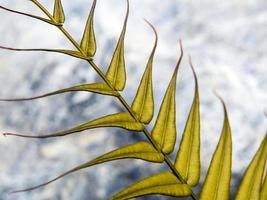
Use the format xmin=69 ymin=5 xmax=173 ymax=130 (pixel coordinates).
xmin=131 ymin=19 xmax=158 ymax=124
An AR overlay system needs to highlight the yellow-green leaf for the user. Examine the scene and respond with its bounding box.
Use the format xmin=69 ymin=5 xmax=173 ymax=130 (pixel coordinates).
xmin=151 ymin=41 xmax=183 ymax=154
xmin=105 ymin=0 xmax=129 ymax=91
xmin=80 ymin=0 xmax=97 ymax=57
xmin=235 ymin=134 xmax=267 ymax=200
xmin=8 ymin=141 xmax=163 ymax=193
xmin=131 ymin=21 xmax=157 ymax=124
xmin=199 ymin=97 xmax=232 ymax=200
xmin=53 ymin=0 xmax=65 ymax=24
xmin=0 ymin=82 xmax=118 ymax=102
xmin=261 ymin=168 xmax=267 ymax=200
xmin=110 ymin=171 xmax=191 ymax=200
xmin=3 ymin=112 xmax=143 ymax=138
xmin=85 ymin=141 xmax=164 ymax=163
xmin=0 ymin=5 xmax=55 ymax=25
xmin=174 ymin=58 xmax=200 ymax=187
xmin=55 ymin=49 xmax=92 ymax=60
xmin=0 ymin=45 xmax=92 ymax=60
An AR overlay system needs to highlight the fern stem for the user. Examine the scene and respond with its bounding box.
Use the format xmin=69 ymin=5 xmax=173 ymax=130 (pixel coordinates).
xmin=117 ymin=95 xmax=198 ymax=200
xmin=28 ymin=1 xmax=198 ymax=199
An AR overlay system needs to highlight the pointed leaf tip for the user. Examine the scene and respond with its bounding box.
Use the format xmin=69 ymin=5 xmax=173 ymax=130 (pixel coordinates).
xmin=105 ymin=0 xmax=129 ymax=91
xmin=199 ymin=98 xmax=232 ymax=200
xmin=80 ymin=0 xmax=97 ymax=57
xmin=110 ymin=171 xmax=191 ymax=200
xmin=189 ymin=56 xmax=199 ymax=89
xmin=151 ymin=44 xmax=183 ymax=154
xmin=53 ymin=0 xmax=65 ymax=24
xmin=131 ymin=20 xmax=157 ymax=124
xmin=175 ymin=58 xmax=200 ymax=187
xmin=235 ymin=135 xmax=267 ymax=200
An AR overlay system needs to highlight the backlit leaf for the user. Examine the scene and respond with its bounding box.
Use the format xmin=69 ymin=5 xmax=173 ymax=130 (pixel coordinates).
xmin=80 ymin=0 xmax=97 ymax=57
xmin=53 ymin=0 xmax=65 ymax=24
xmin=199 ymin=97 xmax=232 ymax=200
xmin=9 ymin=141 xmax=163 ymax=193
xmin=0 ymin=5 xmax=55 ymax=25
xmin=151 ymin=41 xmax=183 ymax=154
xmin=174 ymin=57 xmax=200 ymax=187
xmin=105 ymin=0 xmax=129 ymax=91
xmin=0 ymin=83 xmax=118 ymax=102
xmin=110 ymin=171 xmax=191 ymax=200
xmin=0 ymin=45 xmax=92 ymax=60
xmin=235 ymin=134 xmax=267 ymax=200
xmin=56 ymin=49 xmax=92 ymax=60
xmin=131 ymin=20 xmax=157 ymax=124
xmin=3 ymin=112 xmax=143 ymax=138
xmin=261 ymin=168 xmax=267 ymax=200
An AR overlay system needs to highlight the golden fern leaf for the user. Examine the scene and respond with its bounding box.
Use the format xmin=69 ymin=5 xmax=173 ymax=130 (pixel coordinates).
xmin=151 ymin=41 xmax=183 ymax=154
xmin=261 ymin=170 xmax=267 ymax=200
xmin=174 ymin=57 xmax=200 ymax=187
xmin=7 ymin=141 xmax=163 ymax=194
xmin=199 ymin=96 xmax=232 ymax=200
xmin=3 ymin=112 xmax=143 ymax=138
xmin=105 ymin=0 xmax=129 ymax=91
xmin=0 ymin=82 xmax=118 ymax=102
xmin=131 ymin=20 xmax=157 ymax=124
xmin=53 ymin=0 xmax=65 ymax=24
xmin=0 ymin=46 xmax=93 ymax=60
xmin=0 ymin=5 xmax=55 ymax=25
xmin=110 ymin=171 xmax=191 ymax=200
xmin=80 ymin=0 xmax=97 ymax=57
xmin=235 ymin=134 xmax=267 ymax=200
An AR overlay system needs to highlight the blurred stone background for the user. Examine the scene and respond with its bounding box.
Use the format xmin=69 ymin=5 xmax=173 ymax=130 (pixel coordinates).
xmin=0 ymin=0 xmax=266 ymax=199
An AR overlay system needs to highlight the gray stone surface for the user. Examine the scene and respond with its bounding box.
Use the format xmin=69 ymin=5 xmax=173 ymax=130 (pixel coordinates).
xmin=0 ymin=0 xmax=266 ymax=199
